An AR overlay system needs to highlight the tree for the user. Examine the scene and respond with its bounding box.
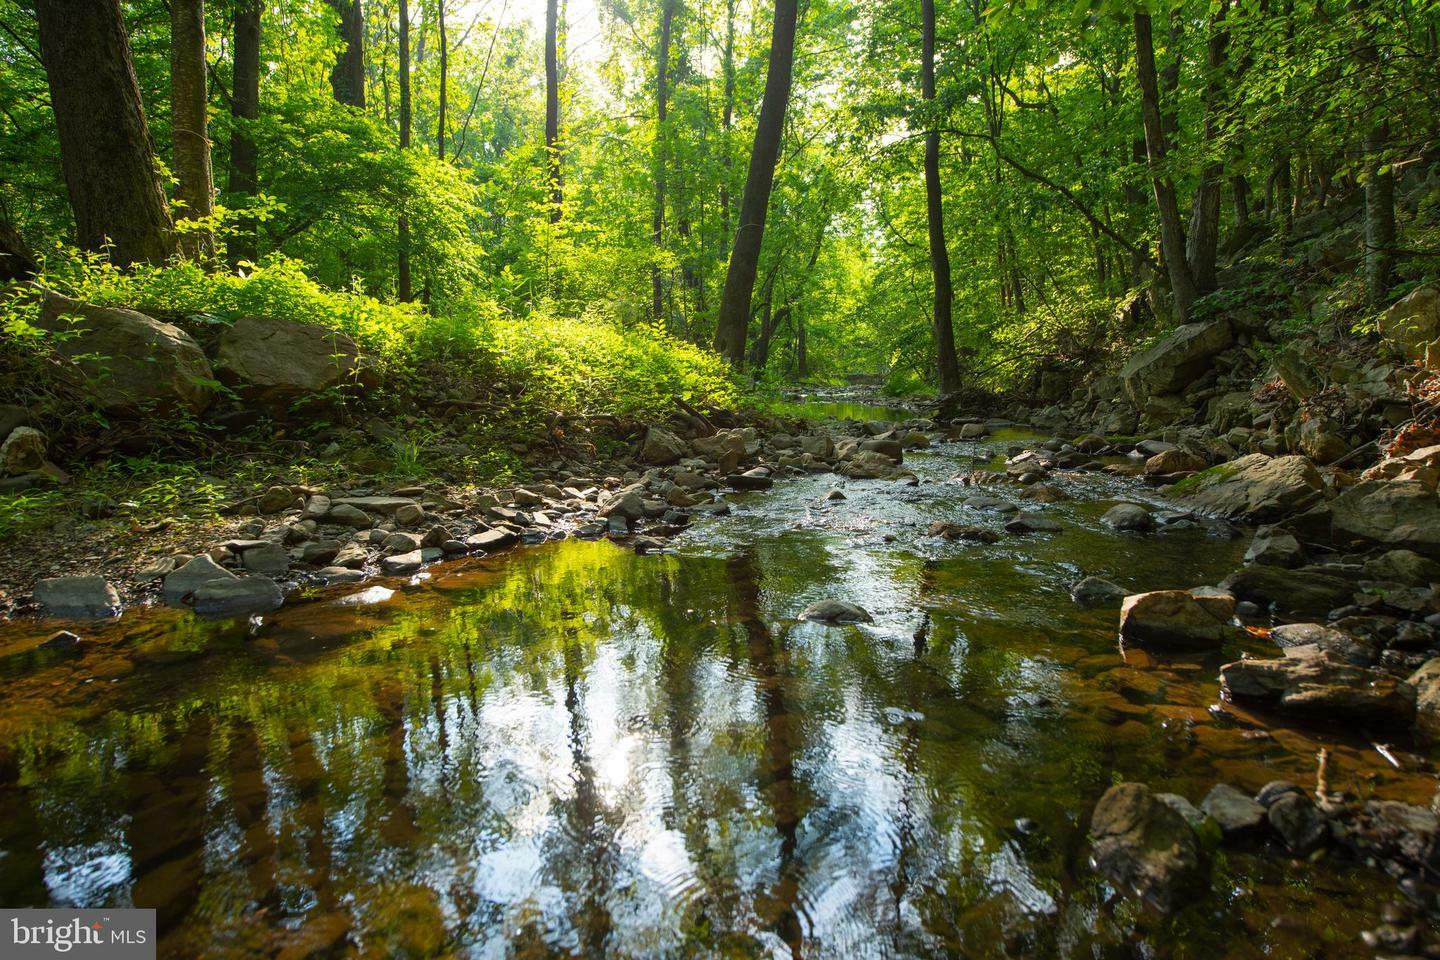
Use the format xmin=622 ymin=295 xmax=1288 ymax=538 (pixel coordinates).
xmin=544 ymin=0 xmax=562 ymax=221
xmin=653 ymin=0 xmax=677 ymax=320
xmin=437 ymin=0 xmax=448 ymax=160
xmin=398 ymin=0 xmax=413 ymax=301
xmin=713 ymin=0 xmax=799 ymax=367
xmin=171 ymin=0 xmax=217 ymax=262
xmin=228 ymin=0 xmax=262 ymax=267
xmin=921 ymin=0 xmax=961 ymax=395
xmin=329 ymin=0 xmax=367 ymax=108
xmin=33 ymin=0 xmax=174 ymax=266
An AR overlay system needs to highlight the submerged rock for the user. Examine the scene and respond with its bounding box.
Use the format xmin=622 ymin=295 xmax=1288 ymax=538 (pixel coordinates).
xmin=1089 ymin=782 xmax=1206 ymax=914
xmin=1071 ymin=576 xmax=1126 ymax=608
xmin=800 ymin=600 xmax=874 ymax=624
xmin=1220 ymin=566 xmax=1354 ymax=619
xmin=1267 ymin=792 xmax=1329 ymax=855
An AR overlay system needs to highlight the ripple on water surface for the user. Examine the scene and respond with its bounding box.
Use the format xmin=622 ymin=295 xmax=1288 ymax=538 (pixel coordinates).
xmin=0 ymin=427 xmax=1429 ymax=958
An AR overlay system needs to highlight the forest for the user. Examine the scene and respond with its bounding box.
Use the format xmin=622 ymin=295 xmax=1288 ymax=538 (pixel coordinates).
xmin=3 ymin=0 xmax=1440 ymax=956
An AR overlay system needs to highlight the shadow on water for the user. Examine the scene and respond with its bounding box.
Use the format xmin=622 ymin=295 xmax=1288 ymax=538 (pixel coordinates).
xmin=0 ymin=428 xmax=1432 ymax=958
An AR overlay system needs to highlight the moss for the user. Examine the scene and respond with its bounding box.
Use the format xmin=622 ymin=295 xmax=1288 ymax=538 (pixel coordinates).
xmin=1168 ymin=458 xmax=1245 ymax=496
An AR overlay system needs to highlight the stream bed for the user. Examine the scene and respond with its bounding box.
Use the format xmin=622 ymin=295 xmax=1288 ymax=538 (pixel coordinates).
xmin=0 ymin=420 xmax=1431 ymax=958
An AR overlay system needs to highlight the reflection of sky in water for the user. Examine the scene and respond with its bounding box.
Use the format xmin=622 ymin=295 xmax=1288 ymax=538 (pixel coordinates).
xmin=0 ymin=427 xmax=1422 ymax=958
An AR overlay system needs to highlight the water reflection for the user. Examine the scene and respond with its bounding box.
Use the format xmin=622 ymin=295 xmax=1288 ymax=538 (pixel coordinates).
xmin=0 ymin=463 xmax=1428 ymax=957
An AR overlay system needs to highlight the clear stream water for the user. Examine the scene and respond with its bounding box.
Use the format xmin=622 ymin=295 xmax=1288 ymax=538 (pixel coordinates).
xmin=0 ymin=416 xmax=1431 ymax=958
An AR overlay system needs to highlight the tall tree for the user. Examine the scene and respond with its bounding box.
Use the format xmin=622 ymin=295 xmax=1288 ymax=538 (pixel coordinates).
xmin=1185 ymin=0 xmax=1228 ymax=296
xmin=1134 ymin=11 xmax=1199 ymax=321
xmin=228 ymin=0 xmax=262 ymax=267
xmin=33 ymin=0 xmax=174 ymax=266
xmin=171 ymin=0 xmax=217 ymax=262
xmin=436 ymin=0 xmax=448 ymax=159
xmin=713 ymin=0 xmax=799 ymax=367
xmin=544 ymin=0 xmax=562 ymax=221
xmin=398 ymin=0 xmax=413 ymax=301
xmin=921 ymin=0 xmax=962 ymax=395
xmin=329 ymin=0 xmax=367 ymax=108
xmin=652 ymin=0 xmax=677 ymax=320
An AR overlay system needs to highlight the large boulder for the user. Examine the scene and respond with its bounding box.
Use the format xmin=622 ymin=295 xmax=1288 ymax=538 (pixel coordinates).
xmin=1119 ymin=590 xmax=1230 ymax=649
xmin=1121 ymin=320 xmax=1233 ymax=403
xmin=1325 ymin=480 xmax=1440 ymax=558
xmin=1089 ymin=782 xmax=1206 ymax=914
xmin=1378 ymin=284 xmax=1440 ymax=367
xmin=191 ymin=576 xmax=284 ymax=617
xmin=1168 ymin=454 xmax=1323 ymax=522
xmin=33 ymin=291 xmax=213 ymax=415
xmin=1409 ymin=658 xmax=1440 ymax=742
xmin=215 ymin=314 xmax=370 ymax=401
xmin=33 ymin=575 xmax=121 ymax=618
xmin=0 ymin=426 xmax=46 ymax=475
xmin=1220 ymin=566 xmax=1354 ymax=619
xmin=639 ymin=426 xmax=687 ymax=465
xmin=1220 ymin=650 xmax=1416 ymax=727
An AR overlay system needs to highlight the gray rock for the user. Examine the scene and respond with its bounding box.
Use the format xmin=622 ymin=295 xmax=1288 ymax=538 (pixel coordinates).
xmin=1267 ymin=792 xmax=1328 ymax=855
xmin=1270 ymin=622 xmax=1375 ymax=666
xmin=326 ymin=504 xmax=373 ymax=528
xmin=640 ymin=426 xmax=687 ymax=465
xmin=163 ymin=554 xmax=237 ymax=604
xmin=1005 ymin=514 xmax=1063 ymax=534
xmin=1219 ymin=650 xmax=1416 ymax=727
xmin=33 ymin=575 xmax=120 ymax=618
xmin=1409 ymin=658 xmax=1440 ymax=743
xmin=1119 ymin=590 xmax=1229 ymax=648
xmin=1169 ymin=454 xmax=1324 ymax=523
xmin=241 ymin=543 xmax=290 ymax=577
xmin=257 ymin=486 xmax=296 ymax=514
xmin=33 ymin=291 xmax=213 ymax=414
xmin=300 ymin=539 xmax=342 ymax=565
xmin=465 ymin=529 xmax=519 ymax=551
xmin=302 ymin=494 xmax=332 ymax=521
xmin=1377 ymin=283 xmax=1439 ymax=363
xmin=1 ymin=426 xmax=47 ymax=475
xmin=395 ymin=503 xmax=425 ymax=526
xmin=331 ymin=542 xmax=369 ymax=568
xmin=317 ymin=566 xmax=366 ymax=583
xmin=381 ymin=550 xmax=423 ymax=575
xmin=1121 ymin=319 xmax=1233 ymax=402
xmin=1071 ymin=576 xmax=1126 ymax=607
xmin=191 ymin=576 xmax=284 ymax=617
xmin=1220 ymin=566 xmax=1354 ymax=619
xmin=1244 ymin=529 xmax=1305 ymax=568
xmin=1102 ymin=503 xmax=1154 ymax=532
xmin=1363 ymin=549 xmax=1440 ymax=586
xmin=1089 ymin=782 xmax=1206 ymax=914
xmin=598 ymin=489 xmax=646 ymax=521
xmin=800 ymin=600 xmax=874 ymax=624
xmin=958 ymin=423 xmax=989 ymax=439
xmin=1200 ymin=784 xmax=1266 ymax=836
xmin=1327 ymin=480 xmax=1440 ymax=559
xmin=216 ymin=314 xmax=369 ymax=401
xmin=727 ymin=470 xmax=775 ymax=490
xmin=330 ymin=496 xmax=417 ymax=515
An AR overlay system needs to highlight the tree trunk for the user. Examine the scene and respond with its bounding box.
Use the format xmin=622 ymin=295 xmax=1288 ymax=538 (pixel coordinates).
xmin=921 ymin=0 xmax=961 ymax=394
xmin=228 ymin=0 xmax=261 ymax=267
xmin=719 ymin=0 xmax=736 ymax=247
xmin=1185 ymin=0 xmax=1227 ymax=295
xmin=712 ymin=0 xmax=799 ymax=366
xmin=397 ymin=0 xmax=412 ymax=301
xmin=1363 ymin=121 xmax=1395 ymax=303
xmin=1134 ymin=12 xmax=1198 ymax=321
xmin=436 ymin=0 xmax=447 ymax=159
xmin=34 ymin=0 xmax=174 ymax=266
xmin=652 ymin=0 xmax=676 ymax=320
xmin=171 ymin=0 xmax=216 ymax=263
xmin=328 ymin=0 xmax=367 ymax=108
xmin=544 ymin=0 xmax=562 ymax=220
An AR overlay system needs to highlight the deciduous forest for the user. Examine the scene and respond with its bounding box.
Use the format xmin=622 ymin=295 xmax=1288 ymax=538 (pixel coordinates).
xmin=2 ymin=0 xmax=1440 ymax=956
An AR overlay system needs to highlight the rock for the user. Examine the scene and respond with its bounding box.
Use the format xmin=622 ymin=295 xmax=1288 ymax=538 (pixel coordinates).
xmin=381 ymin=550 xmax=424 ymax=575
xmin=163 ymin=554 xmax=237 ymax=604
xmin=0 ymin=426 xmax=46 ymax=475
xmin=317 ymin=567 xmax=366 ymax=583
xmin=842 ymin=449 xmax=903 ymax=479
xmin=1200 ymin=784 xmax=1266 ymax=836
xmin=598 ymin=489 xmax=645 ymax=521
xmin=799 ymin=434 xmax=834 ymax=458
xmin=1378 ymin=284 xmax=1440 ymax=365
xmin=1270 ymin=622 xmax=1376 ymax=666
xmin=330 ymin=496 xmax=417 ymax=515
xmin=1219 ymin=650 xmax=1416 ymax=727
xmin=640 ymin=426 xmax=687 ymax=465
xmin=928 ymin=522 xmax=1001 ymax=543
xmin=33 ymin=575 xmax=120 ymax=618
xmin=300 ymin=540 xmax=342 ymax=565
xmin=726 ymin=470 xmax=774 ymax=491
xmin=1267 ymin=792 xmax=1328 ymax=855
xmin=1005 ymin=514 xmax=1063 ymax=534
xmin=1089 ymin=782 xmax=1206 ymax=914
xmin=395 ymin=503 xmax=425 ymax=526
xmin=1255 ymin=780 xmax=1304 ymax=808
xmin=1363 ymin=550 xmax=1440 ymax=586
xmin=215 ymin=314 xmax=370 ymax=401
xmin=1102 ymin=503 xmax=1154 ymax=532
xmin=1188 ymin=586 xmax=1237 ymax=623
xmin=1144 ymin=449 xmax=1207 ymax=475
xmin=34 ymin=290 xmax=213 ymax=415
xmin=1168 ymin=454 xmax=1324 ymax=522
xmin=1327 ymin=480 xmax=1440 ymax=558
xmin=1119 ymin=590 xmax=1229 ymax=648
xmin=1071 ymin=576 xmax=1126 ymax=607
xmin=258 ymin=485 xmax=296 ymax=514
xmin=800 ymin=600 xmax=874 ymax=624
xmin=1409 ymin=658 xmax=1440 ymax=742
xmin=1244 ymin=529 xmax=1305 ymax=568
xmin=326 ymin=504 xmax=373 ymax=528
xmin=1121 ymin=319 xmax=1233 ymax=402
xmin=241 ymin=543 xmax=290 ymax=577
xmin=191 ymin=576 xmax=284 ymax=617
xmin=331 ymin=542 xmax=368 ymax=568
xmin=302 ymin=494 xmax=332 ymax=520
xmin=40 ymin=629 xmax=82 ymax=650
xmin=958 ymin=423 xmax=989 ymax=439
xmin=1299 ymin=416 xmax=1350 ymax=464
xmin=1271 ymin=347 xmax=1321 ymax=401
xmin=858 ymin=438 xmax=904 ymax=461
xmin=1220 ymin=566 xmax=1354 ymax=619
xmin=464 ymin=529 xmax=519 ymax=551
xmin=824 ymin=489 xmax=846 ymax=502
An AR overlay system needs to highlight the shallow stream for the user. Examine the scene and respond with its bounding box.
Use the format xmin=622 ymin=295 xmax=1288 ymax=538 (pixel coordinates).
xmin=0 ymin=415 xmax=1430 ymax=958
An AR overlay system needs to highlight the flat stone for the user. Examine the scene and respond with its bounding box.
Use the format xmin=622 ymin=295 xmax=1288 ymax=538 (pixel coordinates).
xmin=330 ymin=496 xmax=417 ymax=516
xmin=465 ymin=529 xmax=520 ymax=551
xmin=33 ymin=575 xmax=121 ymax=618
xmin=1220 ymin=566 xmax=1354 ymax=619
xmin=241 ymin=542 xmax=290 ymax=577
xmin=1267 ymin=792 xmax=1328 ymax=855
xmin=381 ymin=550 xmax=424 ymax=575
xmin=1270 ymin=622 xmax=1376 ymax=666
xmin=163 ymin=554 xmax=237 ymax=604
xmin=1200 ymin=784 xmax=1266 ymax=836
xmin=1169 ymin=454 xmax=1324 ymax=523
xmin=326 ymin=503 xmax=373 ymax=528
xmin=799 ymin=600 xmax=873 ymax=624
xmin=1220 ymin=650 xmax=1416 ymax=727
xmin=192 ymin=576 xmax=284 ymax=617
